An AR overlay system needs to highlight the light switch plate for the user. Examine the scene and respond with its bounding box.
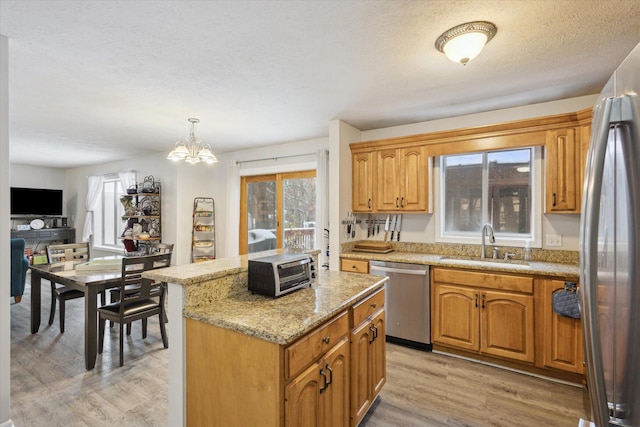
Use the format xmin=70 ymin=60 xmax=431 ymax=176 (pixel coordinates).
xmin=546 ymin=234 xmax=562 ymax=247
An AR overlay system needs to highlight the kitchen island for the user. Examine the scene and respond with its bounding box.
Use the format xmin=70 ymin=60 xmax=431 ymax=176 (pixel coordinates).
xmin=144 ymin=249 xmax=387 ymax=427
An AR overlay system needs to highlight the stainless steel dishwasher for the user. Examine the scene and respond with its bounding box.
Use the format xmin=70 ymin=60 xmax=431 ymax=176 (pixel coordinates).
xmin=369 ymin=260 xmax=431 ymax=350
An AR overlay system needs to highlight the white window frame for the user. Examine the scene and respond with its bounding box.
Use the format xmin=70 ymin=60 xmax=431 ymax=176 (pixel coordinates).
xmin=434 ymin=146 xmax=542 ymax=248
xmin=93 ymin=177 xmax=126 ymax=253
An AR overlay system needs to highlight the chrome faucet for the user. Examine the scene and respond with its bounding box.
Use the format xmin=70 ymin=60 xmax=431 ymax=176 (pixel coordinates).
xmin=481 ymin=223 xmax=495 ymax=258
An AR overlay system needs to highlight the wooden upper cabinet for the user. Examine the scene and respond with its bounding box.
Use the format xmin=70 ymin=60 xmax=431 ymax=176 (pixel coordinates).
xmin=375 ymin=146 xmax=428 ymax=212
xmin=545 ymin=128 xmax=580 ymax=213
xmin=352 ymin=152 xmax=373 ymax=212
xmin=375 ymin=148 xmax=401 ymax=211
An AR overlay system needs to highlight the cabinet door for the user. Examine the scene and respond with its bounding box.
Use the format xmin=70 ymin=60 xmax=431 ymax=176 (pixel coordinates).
xmin=370 ymin=310 xmax=386 ymax=398
xmin=546 ymin=128 xmax=579 ymax=212
xmin=541 ymin=280 xmax=584 ymax=373
xmin=399 ymin=146 xmax=428 ymax=211
xmin=285 ymin=360 xmax=322 ymax=427
xmin=375 ymin=149 xmax=401 ymax=211
xmin=352 ymin=152 xmax=374 ymax=212
xmin=481 ymin=290 xmax=535 ymax=363
xmin=350 ymin=319 xmax=373 ymax=426
xmin=321 ymin=337 xmax=350 ymax=427
xmin=432 ymin=283 xmax=479 ymax=352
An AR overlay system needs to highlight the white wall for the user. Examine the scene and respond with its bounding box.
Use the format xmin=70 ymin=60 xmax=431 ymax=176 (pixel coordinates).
xmin=64 ymin=153 xmax=180 ymax=260
xmin=59 ymin=137 xmax=329 ymax=265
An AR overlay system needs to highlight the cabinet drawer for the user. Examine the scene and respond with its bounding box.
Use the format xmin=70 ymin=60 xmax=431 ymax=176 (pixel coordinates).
xmin=352 ymin=288 xmax=385 ymax=327
xmin=286 ymin=311 xmax=349 ymax=380
xmin=340 ymin=258 xmax=369 ymax=274
xmin=433 ymin=268 xmax=533 ymax=293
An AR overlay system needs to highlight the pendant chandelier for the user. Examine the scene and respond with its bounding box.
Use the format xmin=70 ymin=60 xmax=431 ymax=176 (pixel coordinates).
xmin=167 ymin=118 xmax=218 ymax=164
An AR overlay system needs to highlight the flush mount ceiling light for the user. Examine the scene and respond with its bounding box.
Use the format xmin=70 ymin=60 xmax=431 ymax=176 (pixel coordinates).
xmin=435 ymin=21 xmax=497 ymax=65
xmin=167 ymin=118 xmax=218 ymax=165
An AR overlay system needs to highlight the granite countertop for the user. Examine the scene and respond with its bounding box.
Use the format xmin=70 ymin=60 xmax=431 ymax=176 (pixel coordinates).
xmin=184 ymin=270 xmax=386 ymax=346
xmin=143 ymin=248 xmax=320 ymax=286
xmin=341 ymin=250 xmax=580 ymax=279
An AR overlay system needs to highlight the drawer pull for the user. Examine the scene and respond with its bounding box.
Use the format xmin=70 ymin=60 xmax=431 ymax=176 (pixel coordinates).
xmin=352 ymin=265 xmax=357 ymax=269
xmin=370 ymin=302 xmax=377 ymax=308
xmin=322 ymin=336 xmax=330 ymax=344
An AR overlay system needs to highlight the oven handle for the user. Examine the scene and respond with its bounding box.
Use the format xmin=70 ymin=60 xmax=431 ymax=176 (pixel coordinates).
xmin=277 ymin=258 xmax=312 ymax=269
xmin=370 ymin=266 xmax=428 ymax=276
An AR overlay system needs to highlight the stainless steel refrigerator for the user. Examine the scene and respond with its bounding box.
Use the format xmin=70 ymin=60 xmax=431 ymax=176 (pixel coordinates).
xmin=580 ymin=41 xmax=640 ymax=427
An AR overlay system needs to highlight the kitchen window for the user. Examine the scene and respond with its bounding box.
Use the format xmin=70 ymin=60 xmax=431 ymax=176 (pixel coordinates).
xmin=436 ymin=147 xmax=542 ymax=246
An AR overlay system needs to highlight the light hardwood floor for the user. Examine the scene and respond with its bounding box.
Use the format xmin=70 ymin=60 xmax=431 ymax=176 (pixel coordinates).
xmin=10 ymin=276 xmax=589 ymax=426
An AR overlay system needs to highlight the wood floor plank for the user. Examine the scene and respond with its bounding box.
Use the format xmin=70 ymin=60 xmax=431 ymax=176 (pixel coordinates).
xmin=11 ymin=275 xmax=588 ymax=426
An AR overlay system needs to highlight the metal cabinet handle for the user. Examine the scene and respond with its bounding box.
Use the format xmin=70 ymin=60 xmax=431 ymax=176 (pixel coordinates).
xmin=552 ymin=193 xmax=557 ymax=207
xmin=395 ymin=197 xmax=399 ymax=208
xmin=401 ymin=197 xmax=404 ymax=208
xmin=368 ymin=198 xmax=371 ymax=209
xmin=322 ymin=336 xmax=330 ymax=345
xmin=319 ymin=368 xmax=327 ymax=393
xmin=481 ymin=293 xmax=485 ymax=309
xmin=369 ymin=324 xmax=376 ymax=343
xmin=370 ymin=302 xmax=377 ymax=308
xmin=325 ymin=363 xmax=333 ymax=387
xmin=475 ymin=293 xmax=478 ymax=308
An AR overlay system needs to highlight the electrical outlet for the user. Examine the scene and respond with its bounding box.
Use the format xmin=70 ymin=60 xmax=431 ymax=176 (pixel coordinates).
xmin=546 ymin=234 xmax=562 ymax=247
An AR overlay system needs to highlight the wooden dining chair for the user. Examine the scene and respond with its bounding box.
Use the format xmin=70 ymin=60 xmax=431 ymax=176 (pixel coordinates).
xmin=46 ymin=242 xmax=90 ymax=333
xmin=149 ymin=243 xmax=174 ymax=254
xmin=98 ymin=253 xmax=171 ymax=366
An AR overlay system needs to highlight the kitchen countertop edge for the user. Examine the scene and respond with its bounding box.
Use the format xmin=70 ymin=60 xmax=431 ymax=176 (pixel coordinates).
xmin=341 ymin=251 xmax=580 ymax=279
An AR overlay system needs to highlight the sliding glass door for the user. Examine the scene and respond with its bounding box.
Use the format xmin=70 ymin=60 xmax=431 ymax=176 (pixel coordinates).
xmin=240 ymin=171 xmax=316 ymax=254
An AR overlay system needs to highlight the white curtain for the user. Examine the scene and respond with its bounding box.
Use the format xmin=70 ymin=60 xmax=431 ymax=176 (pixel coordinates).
xmin=315 ymin=149 xmax=329 ymax=269
xmin=118 ymin=171 xmax=136 ymax=194
xmin=82 ymin=175 xmax=104 ymax=242
xmin=225 ymin=160 xmax=241 ymax=257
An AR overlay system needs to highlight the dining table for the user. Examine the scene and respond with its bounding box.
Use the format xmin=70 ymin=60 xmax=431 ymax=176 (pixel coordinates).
xmin=29 ymin=256 xmax=123 ymax=370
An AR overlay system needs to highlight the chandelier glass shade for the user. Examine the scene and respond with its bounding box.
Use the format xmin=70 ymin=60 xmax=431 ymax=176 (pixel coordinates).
xmin=167 ymin=118 xmax=218 ymax=164
xmin=435 ymin=21 xmax=497 ymax=65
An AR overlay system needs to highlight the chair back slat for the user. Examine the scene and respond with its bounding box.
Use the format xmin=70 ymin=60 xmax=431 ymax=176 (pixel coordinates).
xmin=118 ymin=253 xmax=172 ymax=312
xmin=149 ymin=243 xmax=174 ymax=255
xmin=47 ymin=243 xmax=90 ymax=267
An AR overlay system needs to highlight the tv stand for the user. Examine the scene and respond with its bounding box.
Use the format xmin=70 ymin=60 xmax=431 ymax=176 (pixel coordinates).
xmin=11 ymin=227 xmax=75 ymax=244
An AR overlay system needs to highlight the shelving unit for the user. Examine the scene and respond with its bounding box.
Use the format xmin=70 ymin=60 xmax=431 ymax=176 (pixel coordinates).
xmin=121 ymin=179 xmax=162 ymax=253
xmin=191 ymin=197 xmax=215 ymax=263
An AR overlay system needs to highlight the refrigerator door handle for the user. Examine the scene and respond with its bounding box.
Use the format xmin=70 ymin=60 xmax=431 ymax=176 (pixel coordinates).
xmin=618 ymin=95 xmax=640 ymax=427
xmin=580 ymin=96 xmax=614 ymax=427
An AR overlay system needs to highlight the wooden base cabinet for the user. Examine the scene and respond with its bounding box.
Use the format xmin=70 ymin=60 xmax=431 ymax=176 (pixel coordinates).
xmin=285 ymin=337 xmax=350 ymax=427
xmin=186 ymin=289 xmax=386 ymax=427
xmin=350 ymin=290 xmax=386 ymax=427
xmin=432 ymin=268 xmax=535 ymax=363
xmin=539 ymin=279 xmax=584 ymax=374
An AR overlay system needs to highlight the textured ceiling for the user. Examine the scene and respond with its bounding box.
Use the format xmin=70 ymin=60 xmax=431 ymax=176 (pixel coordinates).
xmin=1 ymin=0 xmax=639 ymax=168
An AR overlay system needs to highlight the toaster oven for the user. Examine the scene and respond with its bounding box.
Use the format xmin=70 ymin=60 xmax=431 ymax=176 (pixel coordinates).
xmin=248 ymin=253 xmax=315 ymax=297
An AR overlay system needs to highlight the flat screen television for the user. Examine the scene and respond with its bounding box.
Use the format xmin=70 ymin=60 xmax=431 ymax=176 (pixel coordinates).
xmin=10 ymin=187 xmax=63 ymax=216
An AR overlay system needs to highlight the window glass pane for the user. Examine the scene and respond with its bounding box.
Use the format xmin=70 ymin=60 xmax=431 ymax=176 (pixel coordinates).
xmin=443 ymin=153 xmax=482 ymax=232
xmin=283 ymin=176 xmax=316 ymax=251
xmin=488 ymin=149 xmax=531 ymax=234
xmin=247 ymin=181 xmax=277 ymax=253
xmin=97 ymin=179 xmax=125 ymax=249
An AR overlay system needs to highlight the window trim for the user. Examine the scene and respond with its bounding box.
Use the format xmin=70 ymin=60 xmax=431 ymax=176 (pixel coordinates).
xmin=434 ymin=146 xmax=542 ymax=248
